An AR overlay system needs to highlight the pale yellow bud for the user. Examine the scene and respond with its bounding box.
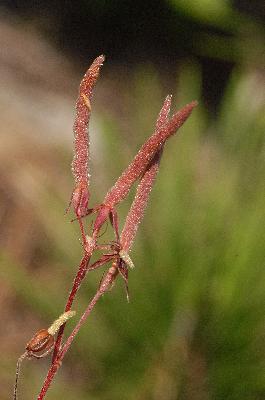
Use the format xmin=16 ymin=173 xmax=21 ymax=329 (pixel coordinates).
xmin=48 ymin=311 xmax=76 ymax=336
xmin=119 ymin=250 xmax=135 ymax=269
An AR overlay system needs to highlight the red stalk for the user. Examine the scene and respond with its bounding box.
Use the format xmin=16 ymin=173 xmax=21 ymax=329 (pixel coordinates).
xmin=51 ymin=252 xmax=91 ymax=361
xmin=33 ymin=55 xmax=198 ymax=400
xmin=38 ymin=264 xmax=118 ymax=400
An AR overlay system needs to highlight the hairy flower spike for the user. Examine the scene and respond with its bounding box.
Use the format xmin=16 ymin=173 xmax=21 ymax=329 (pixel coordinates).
xmin=72 ymin=55 xmax=105 ymax=185
xmin=90 ymin=95 xmax=173 ymax=234
xmin=120 ymin=150 xmax=162 ymax=253
xmin=104 ymin=100 xmax=197 ymax=210
xmin=70 ymin=55 xmax=105 ymax=217
xmin=119 ymin=94 xmax=173 ymax=252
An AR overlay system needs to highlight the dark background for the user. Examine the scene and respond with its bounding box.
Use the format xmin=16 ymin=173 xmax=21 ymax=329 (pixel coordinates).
xmin=2 ymin=0 xmax=264 ymax=114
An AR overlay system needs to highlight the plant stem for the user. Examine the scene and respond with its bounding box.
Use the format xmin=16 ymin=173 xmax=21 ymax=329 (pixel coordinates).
xmin=38 ymin=290 xmax=103 ymax=400
xmin=38 ymin=259 xmax=119 ymax=400
xmin=34 ymin=61 xmax=197 ymax=398
xmin=51 ymin=252 xmax=92 ymax=361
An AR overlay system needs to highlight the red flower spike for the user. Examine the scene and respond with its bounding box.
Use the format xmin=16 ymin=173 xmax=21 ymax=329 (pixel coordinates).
xmin=70 ymin=55 xmax=105 ymax=217
xmin=120 ymin=149 xmax=162 ymax=253
xmin=90 ymin=99 xmax=173 ymax=299
xmin=103 ymin=100 xmax=197 ymax=210
xmin=120 ymin=94 xmax=173 ymax=252
xmin=90 ymin=96 xmax=173 ymax=235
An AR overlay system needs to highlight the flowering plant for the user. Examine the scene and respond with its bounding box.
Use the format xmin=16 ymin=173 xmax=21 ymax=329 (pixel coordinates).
xmin=14 ymin=55 xmax=197 ymax=399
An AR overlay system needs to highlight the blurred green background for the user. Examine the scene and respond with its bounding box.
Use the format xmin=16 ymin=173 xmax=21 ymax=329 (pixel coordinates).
xmin=0 ymin=1 xmax=264 ymax=399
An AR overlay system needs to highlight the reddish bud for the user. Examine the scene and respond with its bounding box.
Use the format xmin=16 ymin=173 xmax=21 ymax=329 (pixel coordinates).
xmin=98 ymin=264 xmax=118 ymax=294
xmin=92 ymin=204 xmax=112 ymax=236
xmin=71 ymin=180 xmax=89 ymax=217
xmin=26 ymin=329 xmax=54 ymax=354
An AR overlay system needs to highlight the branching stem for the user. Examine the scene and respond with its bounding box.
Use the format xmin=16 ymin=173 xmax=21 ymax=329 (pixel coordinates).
xmin=29 ymin=56 xmax=197 ymax=399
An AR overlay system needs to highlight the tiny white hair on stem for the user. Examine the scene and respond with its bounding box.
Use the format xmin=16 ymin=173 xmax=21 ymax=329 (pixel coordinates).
xmin=48 ymin=311 xmax=76 ymax=336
